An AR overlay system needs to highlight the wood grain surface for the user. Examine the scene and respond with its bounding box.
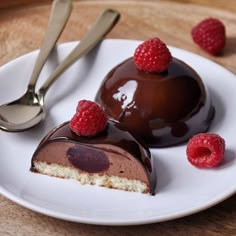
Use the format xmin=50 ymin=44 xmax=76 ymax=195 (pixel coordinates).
xmin=0 ymin=1 xmax=236 ymax=235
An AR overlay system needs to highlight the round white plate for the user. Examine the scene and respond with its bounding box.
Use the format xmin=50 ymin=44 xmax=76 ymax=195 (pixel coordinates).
xmin=0 ymin=39 xmax=235 ymax=226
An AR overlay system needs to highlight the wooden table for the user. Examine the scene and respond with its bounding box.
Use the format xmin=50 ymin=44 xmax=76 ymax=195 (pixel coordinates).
xmin=0 ymin=1 xmax=235 ymax=235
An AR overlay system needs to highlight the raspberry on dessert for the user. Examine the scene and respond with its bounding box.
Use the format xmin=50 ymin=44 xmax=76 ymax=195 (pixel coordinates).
xmin=133 ymin=37 xmax=172 ymax=72
xmin=191 ymin=18 xmax=226 ymax=55
xmin=186 ymin=133 xmax=225 ymax=168
xmin=70 ymin=100 xmax=108 ymax=136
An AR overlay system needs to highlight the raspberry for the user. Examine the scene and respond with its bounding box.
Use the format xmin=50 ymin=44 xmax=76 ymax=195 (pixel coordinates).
xmin=70 ymin=100 xmax=108 ymax=136
xmin=191 ymin=18 xmax=226 ymax=55
xmin=186 ymin=133 xmax=225 ymax=168
xmin=133 ymin=37 xmax=172 ymax=72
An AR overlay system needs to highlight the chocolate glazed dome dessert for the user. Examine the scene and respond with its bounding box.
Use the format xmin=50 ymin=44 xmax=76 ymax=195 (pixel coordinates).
xmin=95 ymin=38 xmax=215 ymax=147
xmin=31 ymin=101 xmax=156 ymax=195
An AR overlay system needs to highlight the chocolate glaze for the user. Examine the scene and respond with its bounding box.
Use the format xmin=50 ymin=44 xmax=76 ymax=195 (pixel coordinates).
xmin=95 ymin=57 xmax=215 ymax=147
xmin=31 ymin=120 xmax=156 ymax=195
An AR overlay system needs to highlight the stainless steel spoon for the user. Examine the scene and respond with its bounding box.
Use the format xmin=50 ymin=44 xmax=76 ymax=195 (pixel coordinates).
xmin=0 ymin=0 xmax=72 ymax=131
xmin=0 ymin=9 xmax=120 ymax=132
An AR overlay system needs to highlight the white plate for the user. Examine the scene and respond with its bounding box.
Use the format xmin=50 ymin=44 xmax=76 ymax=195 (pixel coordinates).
xmin=0 ymin=39 xmax=236 ymax=226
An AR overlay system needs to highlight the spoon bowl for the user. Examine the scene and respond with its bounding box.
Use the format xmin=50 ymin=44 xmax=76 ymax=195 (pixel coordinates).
xmin=0 ymin=91 xmax=44 ymax=131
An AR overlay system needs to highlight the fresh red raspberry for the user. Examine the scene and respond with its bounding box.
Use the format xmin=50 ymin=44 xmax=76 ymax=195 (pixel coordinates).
xmin=191 ymin=18 xmax=226 ymax=55
xmin=133 ymin=37 xmax=172 ymax=72
xmin=186 ymin=133 xmax=225 ymax=168
xmin=70 ymin=100 xmax=108 ymax=136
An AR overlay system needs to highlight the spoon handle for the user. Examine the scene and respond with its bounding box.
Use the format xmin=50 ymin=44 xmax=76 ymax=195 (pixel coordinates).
xmin=38 ymin=9 xmax=120 ymax=98
xmin=28 ymin=0 xmax=72 ymax=92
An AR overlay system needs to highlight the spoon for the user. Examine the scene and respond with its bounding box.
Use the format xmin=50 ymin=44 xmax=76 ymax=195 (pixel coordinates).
xmin=0 ymin=0 xmax=72 ymax=131
xmin=0 ymin=9 xmax=120 ymax=132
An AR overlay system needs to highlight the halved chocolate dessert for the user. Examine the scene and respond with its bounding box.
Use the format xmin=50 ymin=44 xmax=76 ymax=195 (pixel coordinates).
xmin=31 ymin=120 xmax=156 ymax=195
xmin=95 ymin=57 xmax=214 ymax=147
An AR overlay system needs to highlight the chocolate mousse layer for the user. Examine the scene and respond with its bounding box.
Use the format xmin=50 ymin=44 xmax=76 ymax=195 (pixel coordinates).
xmin=31 ymin=120 xmax=156 ymax=195
xmin=95 ymin=57 xmax=214 ymax=147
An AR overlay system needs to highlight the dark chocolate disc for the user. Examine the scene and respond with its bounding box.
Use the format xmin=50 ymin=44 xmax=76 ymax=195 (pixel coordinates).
xmin=67 ymin=145 xmax=110 ymax=173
